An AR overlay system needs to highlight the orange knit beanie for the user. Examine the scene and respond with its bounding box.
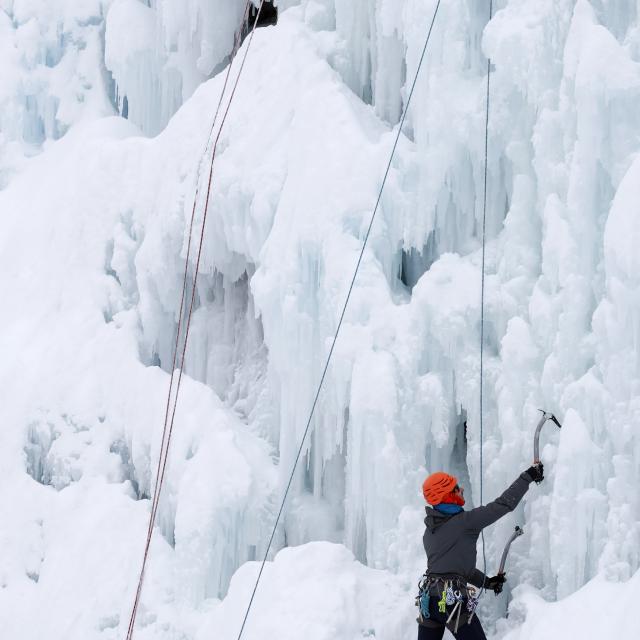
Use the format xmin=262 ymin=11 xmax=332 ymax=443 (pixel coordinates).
xmin=422 ymin=472 xmax=458 ymax=505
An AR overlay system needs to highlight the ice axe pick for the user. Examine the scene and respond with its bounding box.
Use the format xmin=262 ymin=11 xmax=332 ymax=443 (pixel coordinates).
xmin=533 ymin=410 xmax=562 ymax=480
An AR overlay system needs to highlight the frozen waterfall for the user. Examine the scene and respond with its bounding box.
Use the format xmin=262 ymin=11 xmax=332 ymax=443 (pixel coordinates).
xmin=0 ymin=1 xmax=639 ymax=639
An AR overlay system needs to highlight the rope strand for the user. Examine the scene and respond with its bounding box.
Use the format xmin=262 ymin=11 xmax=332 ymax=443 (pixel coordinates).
xmin=124 ymin=3 xmax=263 ymax=638
xmin=234 ymin=3 xmax=442 ymax=638
xmin=479 ymin=0 xmax=493 ymax=585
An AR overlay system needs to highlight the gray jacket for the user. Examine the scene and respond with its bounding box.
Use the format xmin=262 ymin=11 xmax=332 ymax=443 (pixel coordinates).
xmin=422 ymin=473 xmax=532 ymax=588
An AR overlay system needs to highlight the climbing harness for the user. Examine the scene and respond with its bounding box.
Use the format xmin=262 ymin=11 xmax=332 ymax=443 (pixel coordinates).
xmin=235 ymin=2 xmax=443 ymax=639
xmin=533 ymin=410 xmax=562 ymax=469
xmin=124 ymin=2 xmax=262 ymax=638
xmin=415 ymin=574 xmax=479 ymax=634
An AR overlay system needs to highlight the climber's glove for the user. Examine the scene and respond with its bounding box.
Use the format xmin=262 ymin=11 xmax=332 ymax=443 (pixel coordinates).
xmin=524 ymin=462 xmax=544 ymax=483
xmin=485 ymin=573 xmax=506 ymax=595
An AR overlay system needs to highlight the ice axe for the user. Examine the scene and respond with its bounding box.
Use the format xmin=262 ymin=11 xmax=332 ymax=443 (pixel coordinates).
xmin=533 ymin=410 xmax=562 ymax=480
xmin=498 ymin=525 xmax=524 ymax=575
xmin=492 ymin=525 xmax=524 ymax=595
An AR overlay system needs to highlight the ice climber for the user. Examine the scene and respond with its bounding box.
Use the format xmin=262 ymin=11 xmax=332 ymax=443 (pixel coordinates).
xmin=416 ymin=464 xmax=544 ymax=639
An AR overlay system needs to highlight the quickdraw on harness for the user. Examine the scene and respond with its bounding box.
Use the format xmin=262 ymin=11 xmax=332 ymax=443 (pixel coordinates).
xmin=446 ymin=587 xmax=466 ymax=632
xmin=466 ymin=587 xmax=480 ymax=619
xmin=416 ymin=575 xmax=431 ymax=620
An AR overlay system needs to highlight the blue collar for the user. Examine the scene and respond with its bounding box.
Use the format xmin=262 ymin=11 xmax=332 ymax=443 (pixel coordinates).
xmin=434 ymin=503 xmax=464 ymax=515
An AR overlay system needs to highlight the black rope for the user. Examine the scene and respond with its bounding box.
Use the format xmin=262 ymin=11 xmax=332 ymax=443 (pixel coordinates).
xmin=479 ymin=0 xmax=493 ymax=584
xmin=235 ymin=2 xmax=442 ymax=638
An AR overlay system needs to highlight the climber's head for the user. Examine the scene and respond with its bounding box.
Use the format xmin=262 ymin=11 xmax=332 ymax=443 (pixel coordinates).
xmin=422 ymin=472 xmax=465 ymax=506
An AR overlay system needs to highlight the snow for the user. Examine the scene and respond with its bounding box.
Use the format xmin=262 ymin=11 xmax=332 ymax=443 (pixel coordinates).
xmin=500 ymin=570 xmax=640 ymax=639
xmin=0 ymin=0 xmax=639 ymax=639
xmin=197 ymin=542 xmax=412 ymax=640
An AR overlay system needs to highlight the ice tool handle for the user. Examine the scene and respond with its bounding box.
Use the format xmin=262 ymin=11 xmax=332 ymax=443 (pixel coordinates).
xmin=533 ymin=410 xmax=562 ymax=472
xmin=497 ymin=525 xmax=524 ymax=576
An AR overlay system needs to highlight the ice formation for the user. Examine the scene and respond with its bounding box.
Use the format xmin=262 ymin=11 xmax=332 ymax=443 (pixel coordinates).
xmin=0 ymin=1 xmax=639 ymax=639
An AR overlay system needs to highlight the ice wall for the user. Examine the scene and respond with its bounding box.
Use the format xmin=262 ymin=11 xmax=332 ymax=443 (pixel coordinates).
xmin=0 ymin=0 xmax=115 ymax=186
xmin=257 ymin=0 xmax=640 ymax=610
xmin=129 ymin=0 xmax=640 ymax=619
xmin=0 ymin=0 xmax=251 ymax=162
xmin=104 ymin=0 xmax=249 ymax=135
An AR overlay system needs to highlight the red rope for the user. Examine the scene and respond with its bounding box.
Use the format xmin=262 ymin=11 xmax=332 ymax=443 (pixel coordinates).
xmin=142 ymin=0 xmax=253 ymax=550
xmin=125 ymin=3 xmax=264 ymax=638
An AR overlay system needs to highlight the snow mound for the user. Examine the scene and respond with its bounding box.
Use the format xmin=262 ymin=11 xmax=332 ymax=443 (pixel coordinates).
xmin=198 ymin=542 xmax=413 ymax=640
xmin=501 ymin=571 xmax=640 ymax=640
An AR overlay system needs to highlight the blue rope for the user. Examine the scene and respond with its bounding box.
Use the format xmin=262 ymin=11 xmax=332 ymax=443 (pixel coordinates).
xmin=235 ymin=2 xmax=442 ymax=638
xmin=479 ymin=0 xmax=493 ymax=585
